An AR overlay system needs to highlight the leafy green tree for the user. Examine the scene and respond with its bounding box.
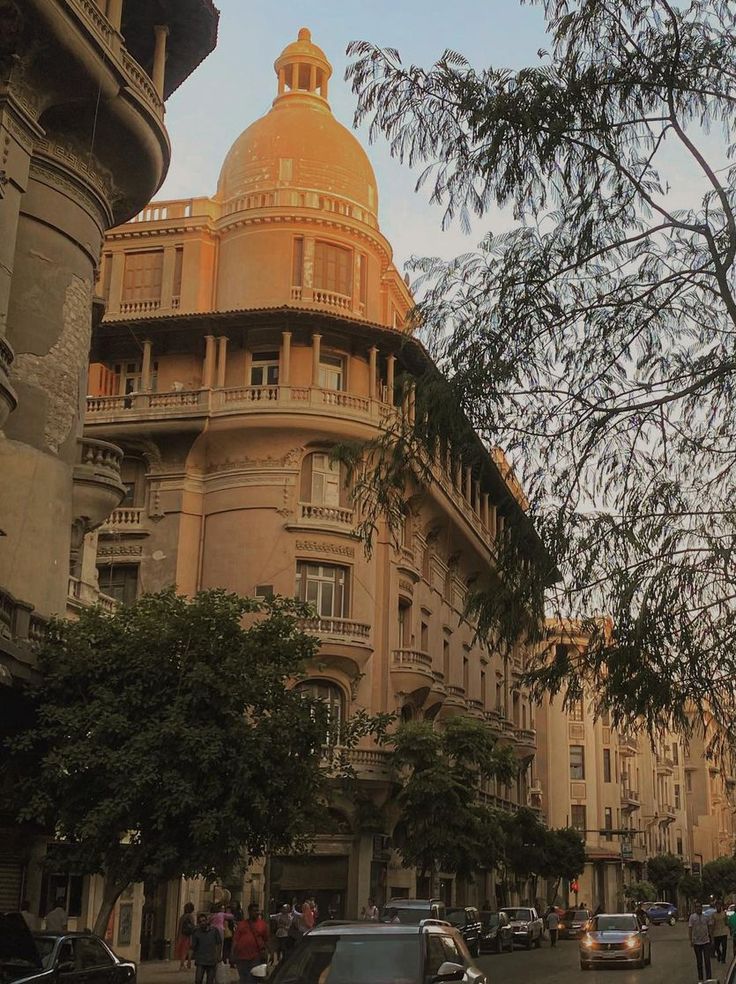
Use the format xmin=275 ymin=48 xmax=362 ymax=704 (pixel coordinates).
xmin=499 ymin=807 xmax=550 ymax=902
xmin=6 ymin=590 xmax=377 ymax=934
xmin=679 ymin=873 xmax=704 ymax=910
xmin=702 ymin=856 xmax=736 ymax=899
xmin=624 ymin=881 xmax=656 ymax=903
xmin=347 ymin=1 xmax=736 ymax=748
xmin=386 ymin=716 xmax=516 ymax=883
xmin=543 ymin=827 xmax=586 ymax=904
xmin=647 ymin=853 xmax=685 ymax=901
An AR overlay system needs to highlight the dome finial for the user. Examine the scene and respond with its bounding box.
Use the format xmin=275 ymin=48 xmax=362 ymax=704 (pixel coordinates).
xmin=274 ymin=28 xmax=332 ymax=104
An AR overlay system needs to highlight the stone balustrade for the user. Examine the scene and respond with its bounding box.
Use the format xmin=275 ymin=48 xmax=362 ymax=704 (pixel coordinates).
xmin=67 ymin=576 xmax=119 ymax=614
xmin=299 ymin=502 xmax=354 ymax=526
xmin=297 ymin=616 xmax=371 ymax=642
xmin=100 ymin=507 xmax=146 ymax=532
xmin=312 ymin=288 xmax=352 ymax=311
xmin=77 ymin=436 xmax=124 ymax=477
xmin=119 ymin=298 xmax=161 ymax=315
xmin=391 ymin=648 xmax=433 ymax=671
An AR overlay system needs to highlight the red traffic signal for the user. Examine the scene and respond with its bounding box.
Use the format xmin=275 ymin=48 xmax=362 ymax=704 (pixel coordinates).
xmin=570 ymin=880 xmax=580 ymax=893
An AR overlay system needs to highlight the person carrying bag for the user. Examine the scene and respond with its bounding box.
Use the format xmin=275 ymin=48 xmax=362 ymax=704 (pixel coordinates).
xmin=231 ymin=903 xmax=269 ymax=984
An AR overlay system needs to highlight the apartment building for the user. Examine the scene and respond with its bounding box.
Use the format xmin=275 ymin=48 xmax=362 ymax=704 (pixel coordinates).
xmin=537 ymin=625 xmax=734 ymax=911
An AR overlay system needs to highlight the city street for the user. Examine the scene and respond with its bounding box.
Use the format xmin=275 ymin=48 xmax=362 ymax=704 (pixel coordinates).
xmin=476 ymin=923 xmax=734 ymax=984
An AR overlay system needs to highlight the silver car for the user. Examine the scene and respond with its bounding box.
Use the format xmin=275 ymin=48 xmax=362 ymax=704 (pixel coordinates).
xmin=579 ymin=913 xmax=652 ymax=970
xmin=498 ymin=906 xmax=543 ymax=949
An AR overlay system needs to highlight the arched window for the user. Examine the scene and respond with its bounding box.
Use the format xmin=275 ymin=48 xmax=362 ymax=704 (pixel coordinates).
xmin=300 ymin=452 xmax=350 ymax=508
xmin=294 ymin=679 xmax=345 ymax=745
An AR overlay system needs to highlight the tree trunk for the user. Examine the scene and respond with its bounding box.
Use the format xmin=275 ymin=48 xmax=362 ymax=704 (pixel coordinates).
xmin=550 ymin=876 xmax=561 ymax=905
xmin=93 ymin=881 xmax=126 ymax=937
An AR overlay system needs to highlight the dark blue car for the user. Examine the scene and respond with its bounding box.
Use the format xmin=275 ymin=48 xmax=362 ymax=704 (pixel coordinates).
xmin=645 ymin=901 xmax=678 ymax=925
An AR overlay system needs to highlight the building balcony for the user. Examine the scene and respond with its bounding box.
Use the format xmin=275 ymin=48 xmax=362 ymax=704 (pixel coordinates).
xmin=484 ymin=708 xmax=504 ymax=735
xmin=515 ymin=727 xmax=537 ymax=757
xmin=67 ymin=576 xmax=119 ymax=616
xmin=295 ymin=502 xmax=355 ymax=531
xmin=390 ymin=649 xmax=434 ymax=696
xmin=73 ymin=437 xmax=125 ymax=534
xmin=85 ymin=384 xmax=394 ymax=429
xmin=466 ymin=698 xmax=485 ymax=719
xmin=661 ymin=803 xmax=677 ymax=823
xmin=656 ymin=759 xmax=674 ymax=776
xmin=297 ymin=616 xmax=371 ymax=646
xmin=621 ymin=788 xmax=641 ymax=811
xmin=437 ymin=684 xmax=467 ymax=720
xmin=99 ymin=506 xmax=147 ymax=534
xmin=618 ymin=734 xmax=639 ymax=756
xmin=323 ymin=746 xmax=393 ymax=782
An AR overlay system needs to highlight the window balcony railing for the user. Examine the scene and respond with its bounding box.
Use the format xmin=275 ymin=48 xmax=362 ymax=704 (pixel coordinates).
xmin=119 ymin=299 xmax=161 ymax=315
xmin=391 ymin=649 xmax=433 ymax=671
xmin=298 ymin=502 xmax=354 ymax=527
xmin=297 ymin=616 xmax=371 ymax=643
xmin=312 ymin=288 xmax=352 ymax=311
xmin=99 ymin=507 xmax=146 ymax=533
xmin=67 ymin=576 xmax=119 ymax=614
xmin=445 ymin=684 xmax=467 ymax=703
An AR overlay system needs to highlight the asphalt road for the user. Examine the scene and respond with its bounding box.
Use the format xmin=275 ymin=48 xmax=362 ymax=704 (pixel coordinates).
xmin=476 ymin=922 xmax=735 ymax=984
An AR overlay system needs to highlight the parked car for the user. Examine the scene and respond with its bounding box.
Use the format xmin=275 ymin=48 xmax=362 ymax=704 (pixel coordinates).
xmin=380 ymin=898 xmax=446 ymax=923
xmin=579 ymin=912 xmax=652 ymax=970
xmin=251 ymin=918 xmax=487 ymax=984
xmin=498 ymin=906 xmax=544 ymax=949
xmin=558 ymin=907 xmax=592 ymax=939
xmin=479 ymin=911 xmax=514 ymax=953
xmin=0 ymin=916 xmax=136 ymax=984
xmin=446 ymin=907 xmax=483 ymax=957
xmin=645 ymin=902 xmax=678 ymax=925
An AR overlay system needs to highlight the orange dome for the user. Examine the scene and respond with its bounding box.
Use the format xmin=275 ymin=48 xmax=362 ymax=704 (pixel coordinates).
xmin=216 ymin=28 xmax=378 ymax=218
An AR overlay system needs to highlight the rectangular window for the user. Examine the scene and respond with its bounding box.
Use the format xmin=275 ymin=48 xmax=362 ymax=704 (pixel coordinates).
xmin=604 ymin=807 xmax=613 ymax=839
xmin=569 ymin=698 xmax=584 ymax=722
xmin=674 ymin=783 xmax=681 ymax=810
xmin=113 ymin=360 xmax=159 ymax=395
xmin=480 ymin=669 xmax=486 ymax=705
xmin=173 ymin=246 xmax=184 ymax=300
xmin=570 ymin=745 xmax=585 ymax=780
xmin=310 ymin=453 xmax=340 ymax=506
xmin=359 ymin=253 xmax=368 ymax=306
xmin=571 ymin=804 xmax=587 ymax=834
xmin=292 ymin=237 xmax=304 ymax=287
xmin=398 ymin=601 xmax=411 ymax=648
xmin=295 ymin=562 xmax=348 ymax=618
xmin=314 ymin=241 xmax=352 ymax=296
xmin=420 ymin=620 xmax=429 ymax=653
xmin=672 ymin=742 xmax=679 ymax=765
xmin=603 ymin=747 xmax=612 ymax=783
xmin=250 ymin=351 xmax=280 ymax=387
xmin=96 ymin=564 xmax=138 ymax=605
xmin=254 ymin=584 xmax=274 ymax=600
xmin=318 ymin=353 xmax=344 ymax=391
xmin=122 ymin=250 xmax=164 ymax=302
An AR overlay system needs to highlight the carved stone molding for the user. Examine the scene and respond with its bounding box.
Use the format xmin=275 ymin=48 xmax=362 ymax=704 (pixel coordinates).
xmin=97 ymin=542 xmax=143 ymax=560
xmin=295 ymin=539 xmax=355 ymax=558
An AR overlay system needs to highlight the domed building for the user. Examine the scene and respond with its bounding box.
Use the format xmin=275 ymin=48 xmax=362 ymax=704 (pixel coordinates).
xmin=83 ymin=30 xmax=548 ymax=947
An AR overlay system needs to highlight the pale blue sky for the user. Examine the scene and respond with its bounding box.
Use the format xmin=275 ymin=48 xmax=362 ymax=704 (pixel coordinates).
xmin=158 ymin=0 xmax=548 ymax=269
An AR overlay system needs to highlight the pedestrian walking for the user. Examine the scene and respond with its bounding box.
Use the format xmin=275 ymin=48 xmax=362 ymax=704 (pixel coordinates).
xmin=176 ymin=902 xmax=196 ymax=970
xmin=222 ymin=905 xmax=236 ymax=965
xmin=361 ymin=898 xmax=379 ymax=921
xmin=273 ymin=904 xmax=293 ymax=962
xmin=192 ymin=913 xmax=222 ymax=984
xmin=546 ymin=908 xmax=560 ymax=947
xmin=688 ymin=901 xmax=714 ymax=982
xmin=44 ymin=904 xmax=68 ymax=933
xmin=231 ymin=902 xmax=269 ymax=984
xmin=712 ymin=901 xmax=729 ymax=963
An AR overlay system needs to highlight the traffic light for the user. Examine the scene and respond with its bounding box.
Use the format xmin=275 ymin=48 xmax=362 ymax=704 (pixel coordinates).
xmin=570 ymin=880 xmax=580 ymax=893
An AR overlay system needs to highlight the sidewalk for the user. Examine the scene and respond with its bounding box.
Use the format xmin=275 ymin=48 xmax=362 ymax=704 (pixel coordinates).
xmin=137 ymin=963 xmax=240 ymax=984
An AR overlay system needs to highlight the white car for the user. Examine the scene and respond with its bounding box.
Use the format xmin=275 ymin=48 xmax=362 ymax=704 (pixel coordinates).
xmin=499 ymin=906 xmax=544 ymax=948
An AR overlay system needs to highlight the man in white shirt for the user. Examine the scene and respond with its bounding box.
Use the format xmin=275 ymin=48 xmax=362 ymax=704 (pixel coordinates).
xmin=44 ymin=905 xmax=68 ymax=933
xmin=688 ymin=901 xmax=714 ymax=981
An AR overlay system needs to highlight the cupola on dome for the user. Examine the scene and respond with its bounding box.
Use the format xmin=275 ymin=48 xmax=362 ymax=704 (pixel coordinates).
xmin=216 ymin=28 xmax=378 ymax=220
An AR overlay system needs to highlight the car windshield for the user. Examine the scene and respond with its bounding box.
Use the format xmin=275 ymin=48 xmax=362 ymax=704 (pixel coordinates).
xmin=445 ymin=911 xmax=465 ymax=926
xmin=483 ymin=914 xmax=499 ymax=928
xmin=563 ymin=910 xmax=588 ymax=920
xmin=271 ymin=934 xmax=421 ymax=984
xmin=502 ymin=909 xmax=531 ymax=921
xmin=591 ymin=916 xmax=638 ymax=933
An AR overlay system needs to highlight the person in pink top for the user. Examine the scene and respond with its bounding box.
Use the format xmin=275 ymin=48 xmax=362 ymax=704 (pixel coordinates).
xmin=209 ymin=903 xmax=228 ymax=940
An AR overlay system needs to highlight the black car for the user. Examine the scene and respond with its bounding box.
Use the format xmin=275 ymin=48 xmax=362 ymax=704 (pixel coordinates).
xmin=0 ymin=917 xmax=136 ymax=984
xmin=479 ymin=911 xmax=514 ymax=954
xmin=251 ymin=919 xmax=487 ymax=984
xmin=445 ymin=907 xmax=483 ymax=957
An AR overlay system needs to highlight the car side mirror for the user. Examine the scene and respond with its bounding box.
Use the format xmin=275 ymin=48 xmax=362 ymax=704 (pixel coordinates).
xmin=432 ymin=961 xmax=465 ymax=982
xmin=250 ymin=966 xmax=269 ymax=980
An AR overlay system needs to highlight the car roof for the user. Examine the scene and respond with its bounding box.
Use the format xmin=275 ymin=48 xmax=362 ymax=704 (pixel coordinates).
xmin=33 ymin=932 xmax=102 ymax=940
xmin=385 ymin=899 xmax=442 ymax=906
xmin=307 ymin=921 xmax=452 ymax=937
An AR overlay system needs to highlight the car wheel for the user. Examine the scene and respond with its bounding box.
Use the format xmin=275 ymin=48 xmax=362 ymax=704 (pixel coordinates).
xmin=668 ymin=916 xmax=676 ymax=926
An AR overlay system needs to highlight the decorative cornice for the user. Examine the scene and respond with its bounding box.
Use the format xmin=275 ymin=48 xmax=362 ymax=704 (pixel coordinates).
xmin=295 ymin=538 xmax=355 ymax=558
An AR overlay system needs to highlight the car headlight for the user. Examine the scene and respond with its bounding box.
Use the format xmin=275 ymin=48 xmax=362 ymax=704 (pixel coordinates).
xmin=582 ymin=936 xmax=594 ymax=948
xmin=625 ymin=937 xmax=639 ymax=949
xmin=559 ymin=923 xmax=566 ymax=929
xmin=519 ymin=922 xmax=528 ymax=929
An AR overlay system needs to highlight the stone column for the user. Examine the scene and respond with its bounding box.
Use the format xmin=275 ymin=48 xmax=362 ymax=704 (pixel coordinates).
xmin=309 ymin=65 xmax=317 ymax=92
xmin=141 ymin=339 xmax=153 ymax=391
xmin=152 ymin=25 xmax=170 ymax=99
xmin=474 ymin=480 xmax=482 ymax=517
xmin=278 ymin=67 xmax=286 ymax=95
xmin=311 ymin=333 xmax=322 ymax=387
xmin=368 ymin=346 xmax=378 ymax=400
xmin=481 ymin=492 xmax=490 ymax=529
xmin=386 ymin=355 xmax=396 ymax=404
xmin=464 ymin=466 xmax=472 ymax=502
xmin=303 ymin=237 xmax=315 ymax=300
xmin=107 ymin=0 xmax=124 ymax=30
xmin=216 ymin=336 xmax=228 ymax=388
xmin=160 ymin=245 xmax=177 ymax=310
xmin=106 ymin=251 xmax=125 ymax=315
xmin=281 ymin=330 xmax=292 ymax=385
xmin=202 ymin=335 xmax=216 ymax=388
